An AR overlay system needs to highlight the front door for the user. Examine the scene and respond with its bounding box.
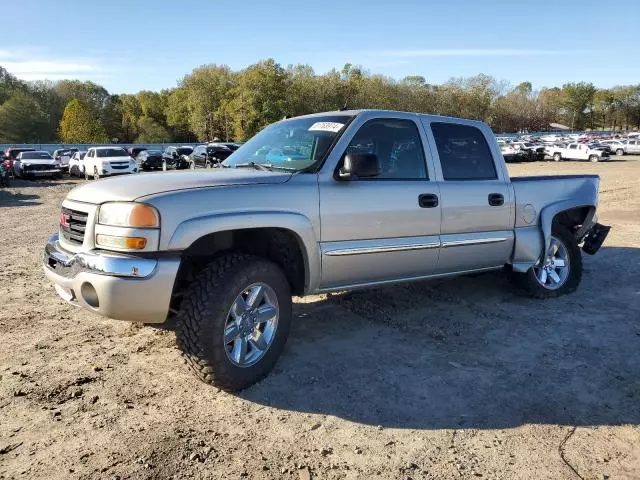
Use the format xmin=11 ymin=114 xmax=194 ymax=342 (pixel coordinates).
xmin=424 ymin=120 xmax=514 ymax=273
xmin=319 ymin=117 xmax=441 ymax=289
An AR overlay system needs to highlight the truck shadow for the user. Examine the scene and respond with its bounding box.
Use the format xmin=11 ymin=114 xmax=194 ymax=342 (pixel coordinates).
xmin=0 ymin=189 xmax=41 ymax=207
xmin=243 ymin=246 xmax=640 ymax=429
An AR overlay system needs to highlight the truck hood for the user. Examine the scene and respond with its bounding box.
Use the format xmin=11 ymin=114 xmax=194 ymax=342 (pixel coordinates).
xmin=66 ymin=169 xmax=293 ymax=204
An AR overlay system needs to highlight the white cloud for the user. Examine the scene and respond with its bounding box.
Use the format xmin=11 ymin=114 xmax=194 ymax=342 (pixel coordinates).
xmin=376 ymin=49 xmax=581 ymax=58
xmin=0 ymin=49 xmax=105 ymax=82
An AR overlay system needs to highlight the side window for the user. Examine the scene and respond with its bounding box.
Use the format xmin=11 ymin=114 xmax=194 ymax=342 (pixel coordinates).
xmin=431 ymin=122 xmax=497 ymax=181
xmin=569 ymin=144 xmax=577 ymax=150
xmin=344 ymin=118 xmax=427 ymax=180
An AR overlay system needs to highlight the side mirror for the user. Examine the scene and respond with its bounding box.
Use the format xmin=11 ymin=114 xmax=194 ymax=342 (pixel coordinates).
xmin=336 ymin=153 xmax=380 ymax=181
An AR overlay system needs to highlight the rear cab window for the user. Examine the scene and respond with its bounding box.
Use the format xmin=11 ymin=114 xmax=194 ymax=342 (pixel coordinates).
xmin=430 ymin=122 xmax=497 ymax=180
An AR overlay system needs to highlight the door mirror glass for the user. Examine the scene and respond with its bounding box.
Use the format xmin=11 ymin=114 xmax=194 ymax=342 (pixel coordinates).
xmin=337 ymin=153 xmax=380 ymax=180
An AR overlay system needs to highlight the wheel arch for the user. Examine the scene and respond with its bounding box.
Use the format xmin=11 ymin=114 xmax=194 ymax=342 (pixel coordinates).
xmin=512 ymin=202 xmax=595 ymax=273
xmin=168 ymin=212 xmax=321 ymax=301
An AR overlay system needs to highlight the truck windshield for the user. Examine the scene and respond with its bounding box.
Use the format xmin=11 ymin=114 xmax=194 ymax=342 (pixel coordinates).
xmin=222 ymin=115 xmax=353 ymax=172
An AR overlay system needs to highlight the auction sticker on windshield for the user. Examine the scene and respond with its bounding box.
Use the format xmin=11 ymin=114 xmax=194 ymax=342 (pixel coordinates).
xmin=308 ymin=122 xmax=345 ymax=133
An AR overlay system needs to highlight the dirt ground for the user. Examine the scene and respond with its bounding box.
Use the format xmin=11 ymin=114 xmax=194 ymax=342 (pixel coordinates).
xmin=1 ymin=158 xmax=639 ymax=480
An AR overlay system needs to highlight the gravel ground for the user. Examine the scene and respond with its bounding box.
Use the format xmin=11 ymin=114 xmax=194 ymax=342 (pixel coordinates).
xmin=1 ymin=158 xmax=639 ymax=480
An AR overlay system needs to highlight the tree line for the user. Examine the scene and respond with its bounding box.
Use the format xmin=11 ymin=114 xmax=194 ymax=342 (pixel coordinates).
xmin=1 ymin=59 xmax=640 ymax=144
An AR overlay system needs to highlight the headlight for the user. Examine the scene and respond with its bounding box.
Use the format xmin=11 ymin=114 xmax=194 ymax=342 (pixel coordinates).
xmin=98 ymin=202 xmax=160 ymax=228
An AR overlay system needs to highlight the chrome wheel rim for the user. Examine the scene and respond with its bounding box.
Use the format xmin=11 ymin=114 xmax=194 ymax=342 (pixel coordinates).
xmin=534 ymin=235 xmax=570 ymax=290
xmin=223 ymin=282 xmax=279 ymax=367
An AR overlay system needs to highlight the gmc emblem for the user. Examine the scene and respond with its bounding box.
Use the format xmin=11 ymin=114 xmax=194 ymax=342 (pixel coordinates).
xmin=60 ymin=213 xmax=70 ymax=227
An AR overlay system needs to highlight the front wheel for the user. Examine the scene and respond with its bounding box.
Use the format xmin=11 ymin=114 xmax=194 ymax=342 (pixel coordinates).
xmin=513 ymin=226 xmax=582 ymax=299
xmin=616 ymin=149 xmax=624 ymax=156
xmin=589 ymin=155 xmax=599 ymax=162
xmin=176 ymin=253 xmax=292 ymax=391
xmin=93 ymin=167 xmax=100 ymax=180
xmin=553 ymin=153 xmax=562 ymax=162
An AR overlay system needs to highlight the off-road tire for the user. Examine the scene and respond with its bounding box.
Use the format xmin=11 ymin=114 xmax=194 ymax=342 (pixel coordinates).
xmin=513 ymin=225 xmax=582 ymax=299
xmin=176 ymin=253 xmax=292 ymax=391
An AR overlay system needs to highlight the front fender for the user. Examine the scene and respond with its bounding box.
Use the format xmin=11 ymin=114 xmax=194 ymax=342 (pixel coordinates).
xmin=167 ymin=211 xmax=321 ymax=293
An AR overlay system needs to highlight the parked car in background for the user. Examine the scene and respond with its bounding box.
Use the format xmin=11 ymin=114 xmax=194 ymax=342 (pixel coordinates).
xmin=3 ymin=148 xmax=36 ymax=175
xmin=136 ymin=149 xmax=163 ymax=170
xmin=264 ymin=147 xmax=309 ymax=163
xmin=161 ymin=146 xmax=194 ymax=170
xmin=587 ymin=142 xmax=612 ymax=155
xmin=511 ymin=142 xmax=546 ymax=161
xmin=599 ymin=140 xmax=627 ymax=156
xmin=43 ymin=109 xmax=610 ymax=391
xmin=181 ymin=144 xmax=235 ymax=169
xmin=68 ymin=151 xmax=87 ymax=177
xmin=52 ymin=148 xmax=79 ymax=173
xmin=128 ymin=147 xmax=147 ymax=158
xmin=497 ymin=140 xmax=518 ymax=162
xmin=622 ymin=139 xmax=640 ymax=154
xmin=546 ymin=143 xmax=610 ymax=162
xmin=83 ymin=147 xmax=138 ymax=180
xmin=14 ymin=151 xmax=63 ymax=179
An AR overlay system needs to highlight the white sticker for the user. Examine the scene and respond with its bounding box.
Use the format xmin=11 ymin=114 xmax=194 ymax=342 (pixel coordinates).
xmin=308 ymin=121 xmax=345 ymax=133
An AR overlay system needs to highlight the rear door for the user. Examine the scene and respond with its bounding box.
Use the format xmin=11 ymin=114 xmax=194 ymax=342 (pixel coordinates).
xmin=423 ymin=120 xmax=514 ymax=273
xmin=628 ymin=140 xmax=640 ymax=154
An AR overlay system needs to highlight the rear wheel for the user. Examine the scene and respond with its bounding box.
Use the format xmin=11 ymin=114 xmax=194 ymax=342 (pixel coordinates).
xmin=189 ymin=160 xmax=196 ymax=170
xmin=553 ymin=153 xmax=562 ymax=162
xmin=84 ymin=168 xmax=90 ymax=180
xmin=513 ymin=225 xmax=582 ymax=299
xmin=589 ymin=154 xmax=599 ymax=162
xmin=176 ymin=253 xmax=292 ymax=391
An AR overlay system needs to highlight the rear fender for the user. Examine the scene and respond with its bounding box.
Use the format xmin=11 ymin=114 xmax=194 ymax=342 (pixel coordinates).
xmin=512 ymin=201 xmax=596 ymax=273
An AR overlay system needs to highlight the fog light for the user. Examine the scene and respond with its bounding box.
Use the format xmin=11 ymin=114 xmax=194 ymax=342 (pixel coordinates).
xmin=81 ymin=282 xmax=99 ymax=308
xmin=96 ymin=234 xmax=147 ymax=250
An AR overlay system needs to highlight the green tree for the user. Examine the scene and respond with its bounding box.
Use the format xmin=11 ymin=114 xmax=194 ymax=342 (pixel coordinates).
xmin=135 ymin=116 xmax=171 ymax=143
xmin=59 ymin=99 xmax=108 ymax=143
xmin=0 ymin=90 xmax=50 ymax=143
xmin=227 ymin=59 xmax=286 ymax=140
xmin=561 ymin=82 xmax=597 ymax=129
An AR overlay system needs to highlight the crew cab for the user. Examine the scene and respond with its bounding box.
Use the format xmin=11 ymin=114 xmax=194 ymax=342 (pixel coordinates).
xmin=43 ymin=110 xmax=610 ymax=391
xmin=83 ymin=146 xmax=138 ymax=180
xmin=546 ymin=142 xmax=610 ymax=162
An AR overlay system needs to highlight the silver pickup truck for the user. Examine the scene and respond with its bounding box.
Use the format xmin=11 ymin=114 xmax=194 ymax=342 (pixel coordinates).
xmin=44 ymin=110 xmax=610 ymax=390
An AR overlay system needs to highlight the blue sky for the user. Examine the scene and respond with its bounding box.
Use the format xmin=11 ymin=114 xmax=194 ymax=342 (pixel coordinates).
xmin=1 ymin=0 xmax=638 ymax=93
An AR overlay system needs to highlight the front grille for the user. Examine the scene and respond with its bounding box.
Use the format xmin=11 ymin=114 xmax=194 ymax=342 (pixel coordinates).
xmin=24 ymin=164 xmax=55 ymax=172
xmin=110 ymin=162 xmax=129 ymax=170
xmin=60 ymin=207 xmax=88 ymax=245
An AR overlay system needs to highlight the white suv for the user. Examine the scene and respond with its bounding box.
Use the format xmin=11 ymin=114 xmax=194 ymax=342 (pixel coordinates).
xmin=84 ymin=147 xmax=138 ymax=180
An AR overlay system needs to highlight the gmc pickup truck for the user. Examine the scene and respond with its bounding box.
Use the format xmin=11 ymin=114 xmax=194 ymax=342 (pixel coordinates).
xmin=44 ymin=110 xmax=610 ymax=390
xmin=545 ymin=142 xmax=610 ymax=162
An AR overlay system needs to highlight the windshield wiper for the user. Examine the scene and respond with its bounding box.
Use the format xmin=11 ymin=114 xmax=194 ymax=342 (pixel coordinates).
xmin=233 ymin=162 xmax=273 ymax=171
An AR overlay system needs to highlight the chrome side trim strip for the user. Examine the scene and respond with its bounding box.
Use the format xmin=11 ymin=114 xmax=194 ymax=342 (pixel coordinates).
xmin=441 ymin=237 xmax=508 ymax=248
xmin=315 ymin=266 xmax=504 ymax=293
xmin=324 ymin=242 xmax=440 ymax=257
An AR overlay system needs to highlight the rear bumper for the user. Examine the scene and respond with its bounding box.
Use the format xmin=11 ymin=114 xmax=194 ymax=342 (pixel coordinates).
xmin=43 ymin=233 xmax=180 ymax=323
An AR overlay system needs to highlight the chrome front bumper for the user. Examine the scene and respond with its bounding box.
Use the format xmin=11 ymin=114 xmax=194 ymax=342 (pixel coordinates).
xmin=43 ymin=233 xmax=180 ymax=323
